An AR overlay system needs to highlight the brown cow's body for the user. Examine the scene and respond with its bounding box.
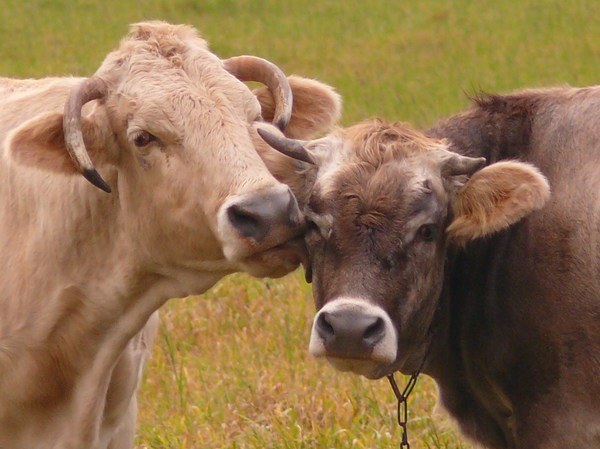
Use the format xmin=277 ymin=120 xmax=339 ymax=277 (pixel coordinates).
xmin=258 ymin=86 xmax=599 ymax=448
xmin=425 ymin=87 xmax=600 ymax=448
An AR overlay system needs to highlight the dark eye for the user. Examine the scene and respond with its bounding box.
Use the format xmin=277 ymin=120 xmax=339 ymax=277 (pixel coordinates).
xmin=133 ymin=131 xmax=155 ymax=147
xmin=418 ymin=224 xmax=437 ymax=242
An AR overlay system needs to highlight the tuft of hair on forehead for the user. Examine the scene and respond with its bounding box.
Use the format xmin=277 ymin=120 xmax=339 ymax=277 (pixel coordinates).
xmin=128 ymin=21 xmax=204 ymax=44
xmin=119 ymin=21 xmax=209 ymax=64
xmin=333 ymin=158 xmax=431 ymax=234
xmin=342 ymin=119 xmax=447 ymax=167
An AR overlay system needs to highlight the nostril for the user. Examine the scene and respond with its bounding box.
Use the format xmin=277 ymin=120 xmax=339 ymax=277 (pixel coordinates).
xmin=227 ymin=204 xmax=265 ymax=241
xmin=363 ymin=317 xmax=385 ymax=346
xmin=316 ymin=312 xmax=335 ymax=341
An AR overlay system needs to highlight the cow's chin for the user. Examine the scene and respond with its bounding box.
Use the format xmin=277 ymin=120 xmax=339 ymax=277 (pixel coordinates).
xmin=325 ymin=357 xmax=394 ymax=380
xmin=239 ymin=238 xmax=308 ymax=278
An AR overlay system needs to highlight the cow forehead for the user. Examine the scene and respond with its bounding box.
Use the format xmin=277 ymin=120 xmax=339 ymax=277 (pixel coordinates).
xmin=320 ymin=161 xmax=442 ymax=231
xmin=308 ymin=122 xmax=451 ymax=248
xmin=97 ymin=22 xmax=260 ymax=122
xmin=314 ymin=120 xmax=448 ymax=197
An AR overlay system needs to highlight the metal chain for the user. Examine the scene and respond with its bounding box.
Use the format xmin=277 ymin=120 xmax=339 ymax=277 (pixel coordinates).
xmin=386 ymin=344 xmax=430 ymax=449
xmin=387 ymin=372 xmax=420 ymax=449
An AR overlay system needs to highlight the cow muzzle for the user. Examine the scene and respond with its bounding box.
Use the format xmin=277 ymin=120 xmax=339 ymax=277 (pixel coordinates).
xmin=218 ymin=185 xmax=304 ymax=262
xmin=309 ymin=298 xmax=398 ymax=378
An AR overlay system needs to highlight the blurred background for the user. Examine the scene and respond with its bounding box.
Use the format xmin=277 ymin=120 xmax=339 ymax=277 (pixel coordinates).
xmin=2 ymin=1 xmax=597 ymax=448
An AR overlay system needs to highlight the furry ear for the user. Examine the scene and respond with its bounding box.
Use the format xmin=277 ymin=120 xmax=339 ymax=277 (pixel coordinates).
xmin=7 ymin=110 xmax=109 ymax=174
xmin=447 ymin=161 xmax=550 ymax=245
xmin=254 ymin=75 xmax=341 ymax=139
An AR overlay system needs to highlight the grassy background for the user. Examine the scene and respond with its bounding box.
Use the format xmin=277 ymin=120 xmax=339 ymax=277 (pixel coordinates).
xmin=1 ymin=1 xmax=598 ymax=448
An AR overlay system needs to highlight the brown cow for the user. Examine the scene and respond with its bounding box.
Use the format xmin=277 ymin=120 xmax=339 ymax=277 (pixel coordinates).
xmin=258 ymin=86 xmax=600 ymax=448
xmin=0 ymin=22 xmax=340 ymax=449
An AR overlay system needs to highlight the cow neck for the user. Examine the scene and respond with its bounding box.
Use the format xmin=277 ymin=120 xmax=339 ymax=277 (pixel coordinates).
xmin=385 ymin=299 xmax=441 ymax=449
xmin=423 ymin=236 xmax=519 ymax=447
xmin=386 ymin=340 xmax=431 ymax=449
xmin=0 ymin=176 xmax=212 ymax=435
xmin=414 ymin=236 xmax=472 ymax=379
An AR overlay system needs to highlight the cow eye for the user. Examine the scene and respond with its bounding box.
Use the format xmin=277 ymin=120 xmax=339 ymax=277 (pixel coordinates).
xmin=133 ymin=131 xmax=156 ymax=147
xmin=418 ymin=224 xmax=437 ymax=242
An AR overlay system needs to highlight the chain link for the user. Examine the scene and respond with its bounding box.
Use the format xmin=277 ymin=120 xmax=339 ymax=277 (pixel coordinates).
xmin=387 ymin=372 xmax=420 ymax=449
xmin=386 ymin=343 xmax=430 ymax=449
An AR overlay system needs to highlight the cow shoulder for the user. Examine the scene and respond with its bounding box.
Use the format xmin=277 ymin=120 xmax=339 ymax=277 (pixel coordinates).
xmin=6 ymin=103 xmax=113 ymax=174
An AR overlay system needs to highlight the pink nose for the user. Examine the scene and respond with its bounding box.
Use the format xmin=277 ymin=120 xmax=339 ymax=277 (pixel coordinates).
xmin=226 ymin=187 xmax=303 ymax=246
xmin=315 ymin=310 xmax=386 ymax=359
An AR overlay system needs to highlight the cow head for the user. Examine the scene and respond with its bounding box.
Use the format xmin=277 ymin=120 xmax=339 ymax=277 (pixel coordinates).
xmin=6 ymin=22 xmax=340 ymax=279
xmin=258 ymin=119 xmax=550 ymax=378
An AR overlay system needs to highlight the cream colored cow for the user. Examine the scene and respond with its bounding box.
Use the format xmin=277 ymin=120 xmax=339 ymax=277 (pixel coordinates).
xmin=0 ymin=21 xmax=340 ymax=449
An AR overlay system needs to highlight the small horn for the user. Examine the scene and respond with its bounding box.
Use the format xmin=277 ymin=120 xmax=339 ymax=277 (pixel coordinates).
xmin=63 ymin=77 xmax=111 ymax=193
xmin=441 ymin=152 xmax=486 ymax=177
xmin=257 ymin=128 xmax=316 ymax=165
xmin=223 ymin=56 xmax=292 ymax=131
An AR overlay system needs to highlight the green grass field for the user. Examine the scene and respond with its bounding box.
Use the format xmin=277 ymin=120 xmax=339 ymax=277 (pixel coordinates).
xmin=1 ymin=1 xmax=598 ymax=447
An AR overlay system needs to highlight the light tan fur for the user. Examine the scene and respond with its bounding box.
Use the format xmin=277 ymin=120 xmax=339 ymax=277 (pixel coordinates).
xmin=447 ymin=161 xmax=551 ymax=245
xmin=253 ymin=75 xmax=342 ymax=139
xmin=8 ymin=109 xmax=110 ymax=173
xmin=0 ymin=21 xmax=340 ymax=449
xmin=252 ymin=76 xmax=341 ymax=205
xmin=341 ymin=119 xmax=447 ymax=165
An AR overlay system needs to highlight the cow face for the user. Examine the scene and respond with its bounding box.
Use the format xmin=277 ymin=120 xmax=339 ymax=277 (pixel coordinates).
xmin=94 ymin=27 xmax=302 ymax=277
xmin=259 ymin=119 xmax=550 ymax=378
xmin=6 ymin=22 xmax=339 ymax=280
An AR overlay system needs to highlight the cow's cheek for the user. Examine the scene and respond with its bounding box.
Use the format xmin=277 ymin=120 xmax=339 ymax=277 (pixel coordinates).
xmin=308 ymin=252 xmax=325 ymax=309
xmin=312 ymin=249 xmax=340 ymax=310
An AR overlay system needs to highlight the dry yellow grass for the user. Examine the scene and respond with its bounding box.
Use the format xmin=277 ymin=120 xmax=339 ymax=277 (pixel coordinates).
xmin=136 ymin=273 xmax=469 ymax=449
xmin=0 ymin=1 xmax=597 ymax=447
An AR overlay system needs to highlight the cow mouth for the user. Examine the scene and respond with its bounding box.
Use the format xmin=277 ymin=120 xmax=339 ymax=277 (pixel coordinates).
xmin=241 ymin=236 xmax=309 ymax=278
xmin=325 ymin=356 xmax=393 ymax=379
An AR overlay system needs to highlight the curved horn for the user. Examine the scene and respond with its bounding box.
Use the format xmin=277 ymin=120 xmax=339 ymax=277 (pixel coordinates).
xmin=223 ymin=56 xmax=292 ymax=132
xmin=63 ymin=77 xmax=111 ymax=193
xmin=257 ymin=128 xmax=316 ymax=165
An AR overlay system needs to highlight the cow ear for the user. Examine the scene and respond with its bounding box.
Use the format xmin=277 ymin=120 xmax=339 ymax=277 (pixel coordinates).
xmin=254 ymin=75 xmax=341 ymax=139
xmin=447 ymin=161 xmax=550 ymax=245
xmin=7 ymin=110 xmax=108 ymax=174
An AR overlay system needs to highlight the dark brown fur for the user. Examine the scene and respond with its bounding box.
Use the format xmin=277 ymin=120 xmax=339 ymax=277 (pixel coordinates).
xmin=424 ymin=87 xmax=600 ymax=449
xmin=305 ymin=87 xmax=600 ymax=449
